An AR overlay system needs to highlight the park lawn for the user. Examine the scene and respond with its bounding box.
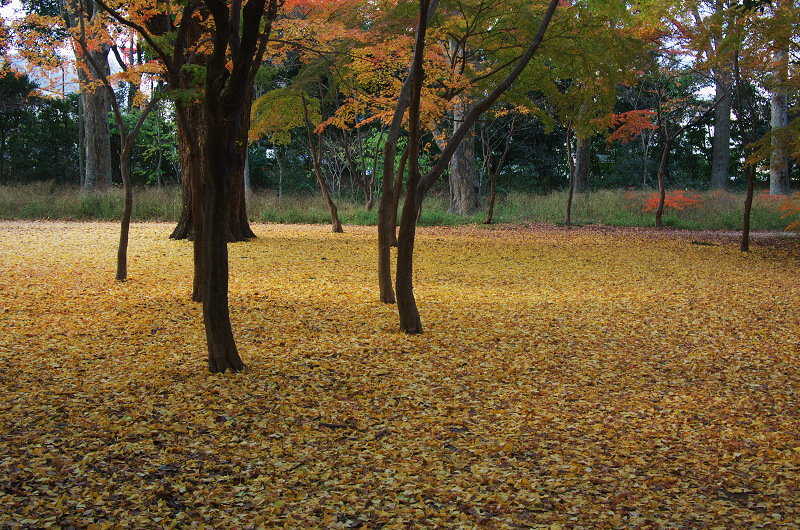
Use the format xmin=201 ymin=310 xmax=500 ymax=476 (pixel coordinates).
xmin=0 ymin=220 xmax=799 ymax=529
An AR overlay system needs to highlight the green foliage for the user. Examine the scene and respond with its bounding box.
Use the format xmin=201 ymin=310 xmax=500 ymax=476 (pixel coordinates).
xmin=0 ymin=66 xmax=79 ymax=185
xmin=109 ymin=103 xmax=179 ymax=187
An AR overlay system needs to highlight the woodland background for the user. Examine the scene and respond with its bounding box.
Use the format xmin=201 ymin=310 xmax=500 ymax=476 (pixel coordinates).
xmin=0 ymin=0 xmax=798 ymax=218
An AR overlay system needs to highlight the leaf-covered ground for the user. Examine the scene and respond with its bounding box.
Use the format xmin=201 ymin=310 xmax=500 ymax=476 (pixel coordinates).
xmin=1 ymin=221 xmax=799 ymax=529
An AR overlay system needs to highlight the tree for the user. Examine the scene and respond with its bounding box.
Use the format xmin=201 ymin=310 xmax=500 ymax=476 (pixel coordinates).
xmin=301 ymin=87 xmax=343 ymax=232
xmin=97 ymin=0 xmax=280 ymax=371
xmin=768 ymin=0 xmax=791 ymax=195
xmin=0 ymin=64 xmax=38 ymax=182
xmin=66 ymin=0 xmax=113 ymax=190
xmin=72 ymin=0 xmax=160 ymax=281
xmin=380 ymin=0 xmax=560 ymax=332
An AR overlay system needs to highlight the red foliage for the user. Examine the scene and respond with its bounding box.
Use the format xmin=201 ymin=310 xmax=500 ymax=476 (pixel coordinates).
xmin=641 ymin=190 xmax=703 ymax=212
xmin=778 ymin=193 xmax=800 ymax=232
xmin=599 ymin=110 xmax=657 ymax=144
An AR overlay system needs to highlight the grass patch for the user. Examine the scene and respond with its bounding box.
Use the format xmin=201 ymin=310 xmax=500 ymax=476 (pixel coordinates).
xmin=0 ymin=183 xmax=795 ymax=232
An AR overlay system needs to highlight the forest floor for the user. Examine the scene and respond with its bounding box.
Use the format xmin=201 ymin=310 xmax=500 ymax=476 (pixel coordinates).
xmin=1 ymin=221 xmax=799 ymax=529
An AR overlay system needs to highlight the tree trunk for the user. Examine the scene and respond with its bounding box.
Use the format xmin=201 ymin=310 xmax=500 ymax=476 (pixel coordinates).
xmin=65 ymin=0 xmax=112 ymax=190
xmin=301 ymin=91 xmax=343 ymax=233
xmin=395 ymin=0 xmax=430 ymax=334
xmin=227 ymin=89 xmax=257 ymax=241
xmin=171 ymin=99 xmax=254 ymax=242
xmin=173 ymin=102 xmax=205 ymax=302
xmin=770 ymin=65 xmax=791 ymax=195
xmin=655 ymin=137 xmax=672 ymax=229
xmin=170 ymin=101 xmax=205 ymax=241
xmin=770 ymin=0 xmax=791 ymax=196
xmin=711 ymin=74 xmax=731 ymax=189
xmin=565 ymin=127 xmax=576 ymax=227
xmin=78 ymin=50 xmax=112 ymax=190
xmin=741 ymin=164 xmax=755 ymax=251
xmin=448 ymin=98 xmax=480 ymax=215
xmin=485 ymin=116 xmax=515 ymax=225
xmin=203 ymin=141 xmax=243 ymax=372
xmin=573 ymin=136 xmax=591 ymax=194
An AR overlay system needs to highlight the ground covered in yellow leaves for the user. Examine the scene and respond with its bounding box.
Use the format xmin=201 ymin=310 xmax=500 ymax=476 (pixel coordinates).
xmin=1 ymin=221 xmax=799 ymax=529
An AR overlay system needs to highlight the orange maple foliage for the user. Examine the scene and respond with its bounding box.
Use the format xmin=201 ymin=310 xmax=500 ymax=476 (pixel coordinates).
xmin=777 ymin=192 xmax=800 ymax=232
xmin=600 ymin=109 xmax=658 ymax=144
xmin=637 ymin=189 xmax=703 ymax=212
xmin=1 ymin=221 xmax=799 ymax=527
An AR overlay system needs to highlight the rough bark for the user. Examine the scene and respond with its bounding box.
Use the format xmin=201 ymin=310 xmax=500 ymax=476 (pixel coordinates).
xmin=77 ymin=50 xmax=112 ymax=190
xmin=770 ymin=0 xmax=791 ymax=196
xmin=448 ymin=98 xmax=480 ymax=215
xmin=573 ymin=136 xmax=591 ymax=194
xmin=66 ymin=0 xmax=113 ymax=190
xmin=770 ymin=64 xmax=791 ymax=195
xmin=170 ymin=101 xmax=204 ymax=241
xmin=201 ymin=0 xmax=280 ymax=373
xmin=711 ymin=74 xmax=731 ymax=189
xmin=228 ymin=89 xmax=257 ymax=241
xmin=170 ymin=99 xmax=254 ymax=242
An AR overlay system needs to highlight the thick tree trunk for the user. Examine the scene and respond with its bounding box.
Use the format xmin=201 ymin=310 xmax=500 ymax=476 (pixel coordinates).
xmin=78 ymin=50 xmax=112 ymax=190
xmin=172 ymin=103 xmax=205 ymax=302
xmin=711 ymin=74 xmax=731 ymax=189
xmin=66 ymin=0 xmax=112 ymax=190
xmin=770 ymin=69 xmax=791 ymax=195
xmin=203 ymin=151 xmax=243 ymax=372
xmin=171 ymin=101 xmax=204 ymax=240
xmin=171 ymin=100 xmax=254 ymax=242
xmin=770 ymin=1 xmax=791 ymax=196
xmin=228 ymin=89 xmax=257 ymax=241
xmin=448 ymin=98 xmax=480 ymax=215
xmin=573 ymin=136 xmax=591 ymax=194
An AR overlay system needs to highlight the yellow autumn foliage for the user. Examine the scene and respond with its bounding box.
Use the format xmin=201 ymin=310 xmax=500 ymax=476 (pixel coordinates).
xmin=1 ymin=221 xmax=798 ymax=528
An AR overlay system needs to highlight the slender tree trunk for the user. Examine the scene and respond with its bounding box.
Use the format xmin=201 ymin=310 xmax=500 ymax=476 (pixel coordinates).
xmin=734 ymin=52 xmax=755 ymax=252
xmin=302 ymin=91 xmax=343 ymax=233
xmin=655 ymin=143 xmax=671 ymax=229
xmin=485 ymin=117 xmax=515 ymax=225
xmin=395 ymin=0 xmax=430 ymax=334
xmin=711 ymin=74 xmax=731 ymax=189
xmin=741 ymin=164 xmax=755 ymax=251
xmin=565 ymin=126 xmax=576 ymax=227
